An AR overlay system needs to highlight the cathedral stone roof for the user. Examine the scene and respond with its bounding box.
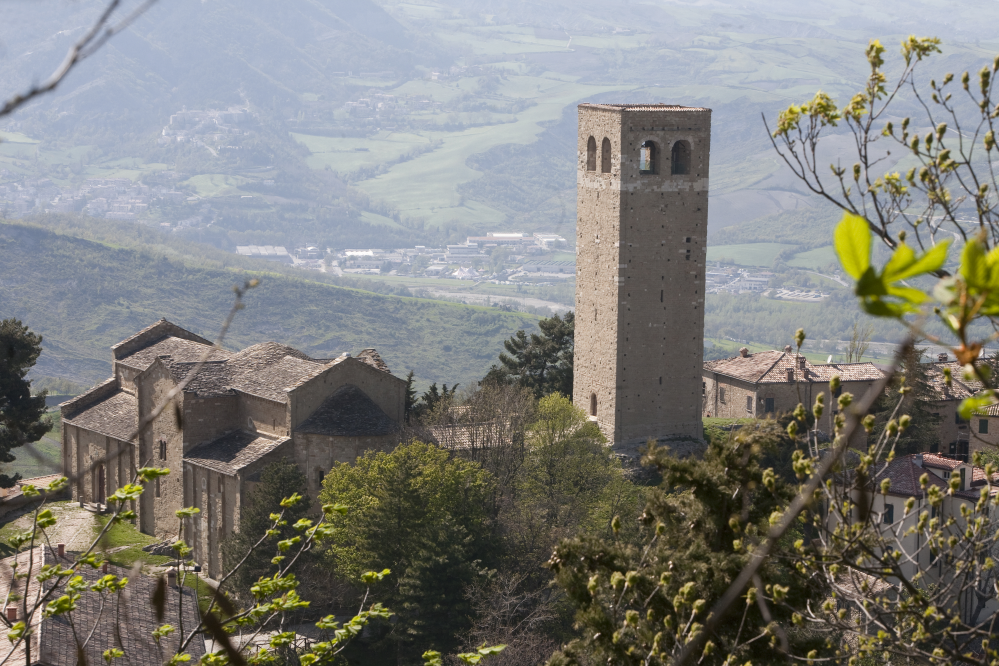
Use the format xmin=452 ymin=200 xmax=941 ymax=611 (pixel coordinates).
xmin=62 ymin=389 xmax=138 ymax=442
xmin=184 ymin=431 xmax=290 ymax=475
xmin=118 ymin=335 xmax=230 ymax=370
xmin=296 ymin=384 xmax=398 ymax=437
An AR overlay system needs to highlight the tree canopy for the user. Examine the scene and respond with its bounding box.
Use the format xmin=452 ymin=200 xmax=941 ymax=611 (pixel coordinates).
xmin=483 ymin=312 xmax=574 ymax=398
xmin=0 ymin=319 xmax=48 ymax=488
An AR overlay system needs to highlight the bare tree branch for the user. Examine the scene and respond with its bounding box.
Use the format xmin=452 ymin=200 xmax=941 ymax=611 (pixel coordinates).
xmin=0 ymin=0 xmax=160 ymax=119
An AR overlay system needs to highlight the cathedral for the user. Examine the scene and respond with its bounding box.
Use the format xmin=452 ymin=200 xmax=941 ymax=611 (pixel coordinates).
xmin=60 ymin=319 xmax=405 ymax=577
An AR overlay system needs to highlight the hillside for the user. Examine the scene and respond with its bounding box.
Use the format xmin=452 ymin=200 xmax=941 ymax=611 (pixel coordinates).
xmin=0 ymin=222 xmax=538 ymax=389
xmin=4 ymin=0 xmax=999 ymax=250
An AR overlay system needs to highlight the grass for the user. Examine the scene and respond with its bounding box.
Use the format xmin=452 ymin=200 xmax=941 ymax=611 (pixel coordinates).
xmin=182 ymin=174 xmax=253 ymax=198
xmin=703 ymin=417 xmax=755 ymax=445
xmin=94 ymin=514 xmax=173 ymax=567
xmin=706 ymin=243 xmax=798 ymax=267
xmin=787 ymin=246 xmax=837 ymax=270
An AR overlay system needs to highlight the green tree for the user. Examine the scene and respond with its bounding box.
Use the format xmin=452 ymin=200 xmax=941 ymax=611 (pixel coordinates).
xmin=546 ymin=422 xmax=829 ymax=665
xmin=404 ymin=370 xmax=418 ymax=423
xmin=0 ymin=319 xmax=48 ymax=488
xmin=869 ymin=347 xmax=942 ymax=456
xmin=319 ymin=442 xmax=496 ymax=656
xmin=483 ymin=312 xmax=574 ymax=398
xmin=220 ymin=459 xmax=312 ymax=606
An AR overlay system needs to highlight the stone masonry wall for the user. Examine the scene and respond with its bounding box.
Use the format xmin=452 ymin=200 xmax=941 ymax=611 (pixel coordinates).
xmin=137 ymin=361 xmax=185 ymax=537
xmin=289 ymin=359 xmax=406 ymax=430
xmin=574 ymin=104 xmax=710 ymax=449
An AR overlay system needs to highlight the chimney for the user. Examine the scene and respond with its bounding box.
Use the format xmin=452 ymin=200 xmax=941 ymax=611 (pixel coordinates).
xmin=102 ymin=562 xmax=109 ymax=574
xmin=798 ymin=356 xmax=806 ymax=371
xmin=57 ymin=543 xmax=65 ymax=558
xmin=739 ymin=347 xmax=749 ymax=358
xmin=783 ymin=345 xmax=793 ymax=353
xmin=938 ymin=353 xmax=948 ymax=363
xmin=915 ymin=453 xmax=923 ymax=467
xmin=5 ymin=607 xmax=15 ymax=623
xmin=786 ymin=368 xmax=794 ymax=382
xmin=167 ymin=570 xmax=177 ymax=587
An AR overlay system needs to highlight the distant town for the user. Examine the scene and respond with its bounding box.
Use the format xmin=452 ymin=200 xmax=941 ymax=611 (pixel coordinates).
xmin=235 ymin=231 xmax=571 ymax=283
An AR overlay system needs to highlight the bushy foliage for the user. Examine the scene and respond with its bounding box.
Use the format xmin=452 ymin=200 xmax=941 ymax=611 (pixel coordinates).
xmin=0 ymin=318 xmax=48 ymax=487
xmin=319 ymin=442 xmax=497 ymax=655
xmin=547 ymin=422 xmax=829 ymax=666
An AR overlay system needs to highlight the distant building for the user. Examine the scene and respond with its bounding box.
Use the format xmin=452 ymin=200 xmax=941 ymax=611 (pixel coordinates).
xmin=236 ymin=245 xmax=293 ymax=264
xmin=702 ymin=347 xmax=883 ymax=445
xmin=466 ymin=233 xmax=532 ymax=247
xmin=521 ymin=260 xmax=575 ymax=274
xmin=446 ymin=244 xmax=481 ymax=260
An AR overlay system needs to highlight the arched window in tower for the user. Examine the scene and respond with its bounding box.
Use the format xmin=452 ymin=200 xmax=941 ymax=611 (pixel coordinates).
xmin=590 ymin=393 xmax=598 ymax=416
xmin=586 ymin=136 xmax=597 ymax=171
xmin=671 ymin=140 xmax=691 ymax=175
xmin=639 ymin=140 xmax=657 ymax=174
xmin=601 ymin=138 xmax=612 ymax=173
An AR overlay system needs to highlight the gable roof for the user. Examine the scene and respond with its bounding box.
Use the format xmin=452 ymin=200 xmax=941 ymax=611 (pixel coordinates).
xmin=62 ymin=389 xmax=138 ymax=442
xmin=925 ymin=360 xmax=982 ymax=401
xmin=111 ymin=318 xmax=213 ymax=361
xmin=296 ymin=384 xmax=398 ymax=437
xmin=184 ymin=431 xmax=291 ymax=475
xmin=0 ymin=546 xmax=205 ymax=666
xmin=118 ymin=335 xmax=230 ymax=371
xmin=872 ymin=453 xmax=999 ymax=500
xmin=704 ymin=350 xmax=883 ymax=385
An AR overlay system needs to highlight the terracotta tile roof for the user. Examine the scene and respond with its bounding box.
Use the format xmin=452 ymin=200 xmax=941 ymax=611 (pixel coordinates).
xmin=296 ymin=385 xmax=398 ymax=437
xmin=110 ymin=318 xmax=213 ymax=360
xmin=35 ymin=548 xmax=205 ymax=666
xmin=872 ymin=453 xmax=999 ymax=500
xmin=63 ymin=389 xmax=137 ymax=442
xmin=704 ymin=351 xmax=883 ymax=385
xmin=355 ymin=349 xmax=391 ymax=374
xmin=184 ymin=431 xmax=290 ymax=475
xmin=925 ymin=360 xmax=983 ymax=401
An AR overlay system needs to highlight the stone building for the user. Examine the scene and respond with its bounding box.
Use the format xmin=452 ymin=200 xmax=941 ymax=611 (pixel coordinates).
xmin=923 ymin=353 xmax=982 ymax=461
xmin=573 ymin=103 xmax=711 ymax=450
xmin=702 ymin=348 xmax=883 ymax=444
xmin=60 ymin=319 xmax=405 ymax=577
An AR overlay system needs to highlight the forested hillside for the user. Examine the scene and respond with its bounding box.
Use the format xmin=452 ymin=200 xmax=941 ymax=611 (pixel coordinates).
xmin=0 ymin=222 xmax=537 ymax=388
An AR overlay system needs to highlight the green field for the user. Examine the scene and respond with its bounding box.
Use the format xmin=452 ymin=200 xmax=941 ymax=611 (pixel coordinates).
xmin=706 ymin=243 xmax=797 ymax=267
xmin=787 ymin=246 xmax=838 ymax=270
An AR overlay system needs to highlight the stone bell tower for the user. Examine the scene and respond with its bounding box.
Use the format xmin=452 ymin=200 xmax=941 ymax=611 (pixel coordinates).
xmin=573 ymin=103 xmax=711 ymax=451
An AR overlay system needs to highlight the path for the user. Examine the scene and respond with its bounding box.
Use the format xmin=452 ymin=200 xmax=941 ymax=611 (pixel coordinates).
xmin=3 ymin=503 xmax=97 ymax=551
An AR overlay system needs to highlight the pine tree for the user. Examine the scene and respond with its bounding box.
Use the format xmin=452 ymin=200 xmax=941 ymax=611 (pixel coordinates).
xmin=0 ymin=319 xmax=48 ymax=488
xmin=484 ymin=312 xmax=574 ymax=398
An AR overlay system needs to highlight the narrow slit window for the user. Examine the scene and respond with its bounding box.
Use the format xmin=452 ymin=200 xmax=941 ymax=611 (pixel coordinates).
xmin=601 ymin=138 xmax=612 ymax=173
xmin=589 ymin=393 xmax=597 ymax=416
xmin=639 ymin=141 xmax=657 ymax=174
xmin=671 ymin=140 xmax=691 ymax=175
xmin=159 ymin=439 xmax=167 ymax=460
xmin=586 ymin=136 xmax=597 ymax=171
